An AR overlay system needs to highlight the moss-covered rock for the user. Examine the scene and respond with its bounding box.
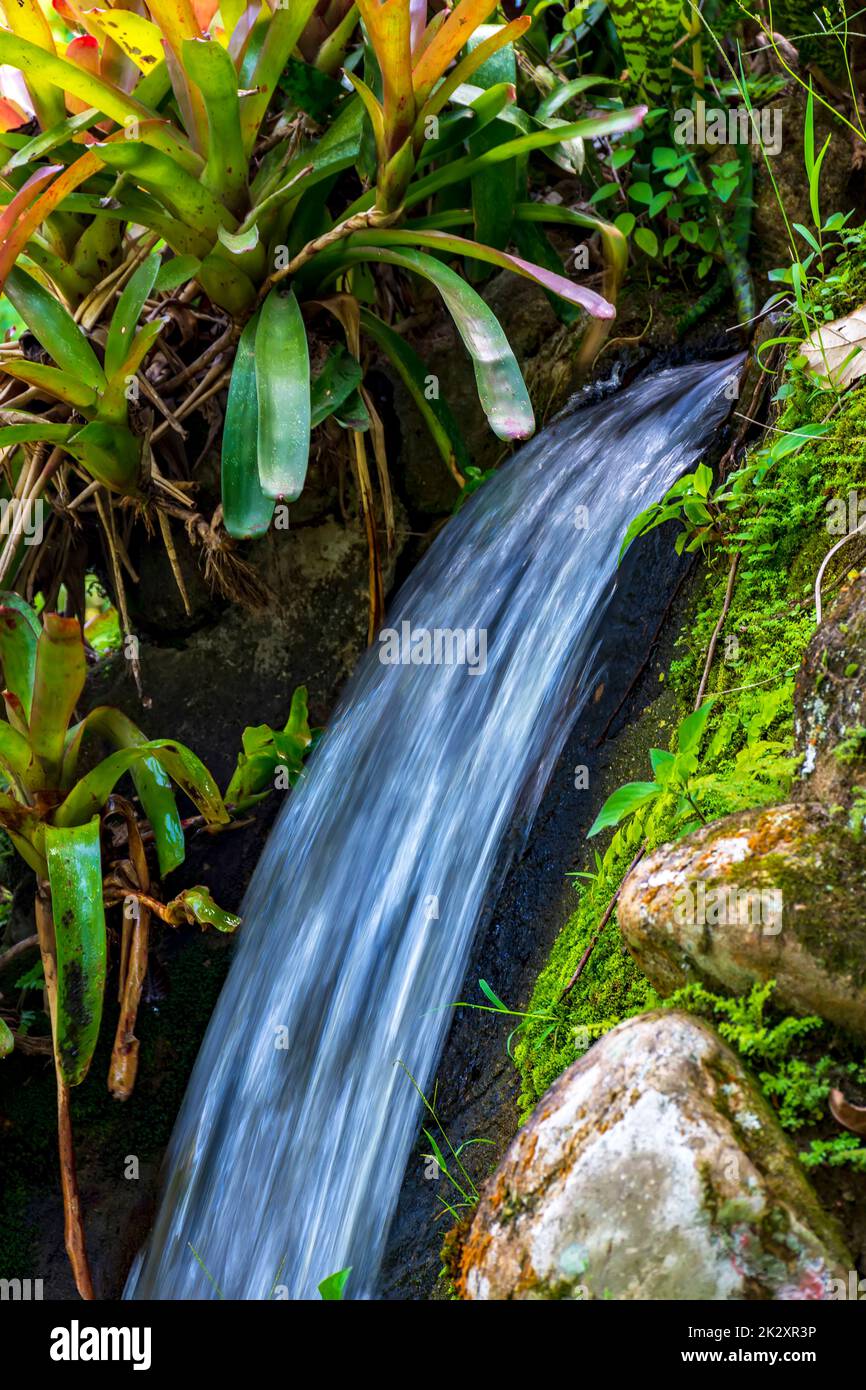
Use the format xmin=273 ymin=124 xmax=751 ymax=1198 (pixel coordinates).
xmin=794 ymin=575 xmax=866 ymax=806
xmin=461 ymin=1011 xmax=851 ymax=1300
xmin=618 ymin=803 xmax=866 ymax=1040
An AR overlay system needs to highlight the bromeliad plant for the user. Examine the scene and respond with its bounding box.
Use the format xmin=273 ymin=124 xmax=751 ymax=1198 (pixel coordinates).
xmin=0 ymin=0 xmax=644 ymax=633
xmin=0 ymin=589 xmax=239 ymax=1298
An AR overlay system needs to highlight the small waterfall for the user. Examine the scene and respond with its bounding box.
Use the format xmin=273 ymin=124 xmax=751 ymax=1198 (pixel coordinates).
xmin=127 ymin=357 xmax=740 ymax=1300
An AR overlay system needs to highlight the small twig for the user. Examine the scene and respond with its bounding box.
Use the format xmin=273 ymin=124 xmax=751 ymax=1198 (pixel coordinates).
xmin=559 ymin=843 xmax=646 ymax=1001
xmin=0 ymin=933 xmax=39 ymax=975
xmin=815 ymin=518 xmax=866 ymax=625
xmin=694 ymin=550 xmax=740 ymax=710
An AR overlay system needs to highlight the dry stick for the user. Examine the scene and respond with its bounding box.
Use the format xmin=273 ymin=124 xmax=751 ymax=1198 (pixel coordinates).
xmin=0 ymin=932 xmax=38 ymax=975
xmin=559 ymin=843 xmax=647 ymax=1001
xmin=108 ymin=809 xmax=151 ymax=1101
xmin=0 ymin=446 xmax=63 ymax=585
xmin=34 ymin=885 xmax=94 ymax=1300
xmin=150 ymin=362 xmax=230 ymax=444
xmin=694 ymin=551 xmax=740 ymax=711
xmin=258 ymin=204 xmax=403 ymax=301
xmin=814 ymin=518 xmax=866 ymax=625
xmin=160 ymin=323 xmax=236 ymax=395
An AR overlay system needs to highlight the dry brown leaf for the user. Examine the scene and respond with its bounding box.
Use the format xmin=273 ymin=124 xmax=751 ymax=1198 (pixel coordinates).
xmin=802 ymin=303 xmax=866 ymax=389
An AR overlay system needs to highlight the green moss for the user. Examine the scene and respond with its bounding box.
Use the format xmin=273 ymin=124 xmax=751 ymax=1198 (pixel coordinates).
xmin=516 ymin=231 xmax=866 ymax=1130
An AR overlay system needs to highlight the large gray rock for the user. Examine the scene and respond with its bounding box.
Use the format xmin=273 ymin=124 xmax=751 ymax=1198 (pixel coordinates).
xmin=618 ymin=803 xmax=866 ymax=1040
xmin=460 ymin=1011 xmax=850 ymax=1300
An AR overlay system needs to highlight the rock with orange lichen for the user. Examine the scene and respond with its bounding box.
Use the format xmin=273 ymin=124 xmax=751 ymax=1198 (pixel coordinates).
xmin=617 ymin=802 xmax=866 ymax=1040
xmin=460 ymin=1011 xmax=849 ymax=1301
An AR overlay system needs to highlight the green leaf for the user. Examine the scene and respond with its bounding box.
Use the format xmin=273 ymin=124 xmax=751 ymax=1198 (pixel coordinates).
xmin=64 ymin=706 xmax=187 ymax=877
xmin=225 ymin=686 xmax=312 ymax=809
xmin=55 ymin=739 xmax=229 ymax=830
xmin=256 ymin=288 xmax=311 ymax=502
xmin=0 ymin=360 xmax=97 ymax=411
xmin=104 ymin=252 xmax=161 ymax=380
xmin=479 ymin=978 xmax=508 ymax=1011
xmin=329 ymin=245 xmax=534 ymax=442
xmin=634 ymin=227 xmax=658 ymax=257
xmin=678 ymin=701 xmax=714 ymax=757
xmin=45 ymin=816 xmax=107 ymax=1087
xmin=587 ymin=781 xmax=660 ymax=837
xmin=161 ymin=886 xmax=241 ymax=933
xmin=6 ymin=266 xmax=106 ymax=388
xmin=0 ymin=1016 xmax=13 ymax=1058
xmin=154 ymin=254 xmax=200 ymax=292
xmin=30 ymin=614 xmax=86 ymax=786
xmin=66 ymin=422 xmax=141 ymax=494
xmin=0 ymin=423 xmax=74 ymax=449
xmin=0 ymin=597 xmax=39 ymax=719
xmin=310 ymin=345 xmax=364 ymax=428
xmin=183 ymin=37 xmax=247 ymax=216
xmin=318 ymin=1267 xmax=352 ymax=1300
xmin=221 ymin=312 xmax=274 ymax=541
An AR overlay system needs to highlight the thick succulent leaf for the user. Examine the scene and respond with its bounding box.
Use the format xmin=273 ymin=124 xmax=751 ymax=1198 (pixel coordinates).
xmin=221 ymin=312 xmax=274 ymax=541
xmin=0 ymin=360 xmax=98 ymax=411
xmin=55 ymin=739 xmax=230 ymax=829
xmin=161 ymin=885 xmax=241 ymax=932
xmin=327 ymin=245 xmax=533 ymax=440
xmin=359 ymin=308 xmax=470 ymax=477
xmin=5 ymin=265 xmax=106 ymax=387
xmin=0 ymin=597 xmax=39 ymax=719
xmin=104 ymin=251 xmax=161 ymax=379
xmin=30 ymin=613 xmax=86 ymax=784
xmin=100 ymin=318 xmax=166 ymax=424
xmin=44 ymin=816 xmax=106 ymax=1087
xmin=255 ymin=288 xmax=311 ymax=501
xmin=345 ymin=228 xmax=616 ymax=319
xmin=63 ymin=705 xmax=187 ymax=876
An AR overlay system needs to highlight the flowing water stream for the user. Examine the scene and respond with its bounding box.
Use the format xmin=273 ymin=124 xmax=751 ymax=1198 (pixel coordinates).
xmin=127 ymin=356 xmax=740 ymax=1300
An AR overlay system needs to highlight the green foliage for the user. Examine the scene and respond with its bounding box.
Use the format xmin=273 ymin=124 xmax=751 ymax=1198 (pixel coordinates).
xmin=799 ymin=1135 xmax=866 ymax=1171
xmin=318 ymin=1267 xmax=353 ymax=1300
xmin=225 ymin=687 xmax=315 ymax=811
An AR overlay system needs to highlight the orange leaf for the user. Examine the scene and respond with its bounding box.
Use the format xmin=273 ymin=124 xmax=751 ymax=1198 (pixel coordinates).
xmin=357 ymin=0 xmax=414 ymax=152
xmin=412 ymin=0 xmax=501 ymax=103
xmin=0 ymin=97 xmax=29 ymax=132
xmin=0 ymin=151 xmax=105 ymax=292
xmin=192 ymin=0 xmax=220 ymax=31
xmin=65 ymin=34 xmax=101 ymax=115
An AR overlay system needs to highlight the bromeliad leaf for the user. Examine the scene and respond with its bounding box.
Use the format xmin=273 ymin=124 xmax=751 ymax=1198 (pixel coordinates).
xmin=30 ymin=614 xmax=87 ymax=786
xmin=221 ymin=311 xmax=274 ymax=541
xmin=256 ymin=288 xmax=311 ymax=501
xmin=160 ymin=885 xmax=241 ymax=933
xmin=44 ymin=816 xmax=107 ymax=1087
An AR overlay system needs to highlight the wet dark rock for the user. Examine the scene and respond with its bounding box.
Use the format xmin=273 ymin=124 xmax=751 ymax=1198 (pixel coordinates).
xmin=460 ymin=1011 xmax=850 ymax=1300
